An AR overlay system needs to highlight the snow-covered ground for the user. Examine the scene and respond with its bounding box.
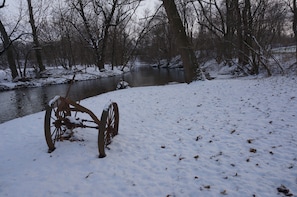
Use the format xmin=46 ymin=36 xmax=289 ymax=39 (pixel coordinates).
xmin=0 ymin=75 xmax=296 ymax=196
xmin=0 ymin=64 xmax=129 ymax=91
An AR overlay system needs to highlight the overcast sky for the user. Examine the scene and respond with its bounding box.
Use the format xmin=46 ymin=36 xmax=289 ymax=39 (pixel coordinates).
xmin=1 ymin=0 xmax=161 ymax=20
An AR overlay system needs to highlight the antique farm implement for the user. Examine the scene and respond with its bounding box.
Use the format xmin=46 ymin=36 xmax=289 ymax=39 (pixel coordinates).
xmin=44 ymin=75 xmax=119 ymax=158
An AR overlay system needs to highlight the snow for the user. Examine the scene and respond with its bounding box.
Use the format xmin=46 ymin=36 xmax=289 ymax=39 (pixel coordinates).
xmin=65 ymin=116 xmax=83 ymax=126
xmin=0 ymin=75 xmax=296 ymax=196
xmin=116 ymin=80 xmax=130 ymax=90
xmin=48 ymin=95 xmax=60 ymax=106
xmin=0 ymin=64 xmax=129 ymax=91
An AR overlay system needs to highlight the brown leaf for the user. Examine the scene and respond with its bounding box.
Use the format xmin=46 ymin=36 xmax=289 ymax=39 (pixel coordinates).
xmin=194 ymin=155 xmax=199 ymax=160
xmin=221 ymin=190 xmax=227 ymax=195
xmin=179 ymin=157 xmax=185 ymax=161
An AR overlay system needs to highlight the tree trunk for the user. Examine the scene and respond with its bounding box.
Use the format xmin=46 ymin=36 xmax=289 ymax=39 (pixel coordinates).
xmin=225 ymin=0 xmax=235 ymax=65
xmin=76 ymin=0 xmax=102 ymax=70
xmin=98 ymin=0 xmax=118 ymax=71
xmin=242 ymin=0 xmax=253 ymax=67
xmin=293 ymin=0 xmax=297 ymax=61
xmin=162 ymin=0 xmax=204 ymax=83
xmin=234 ymin=0 xmax=244 ymax=65
xmin=0 ymin=20 xmax=18 ymax=79
xmin=27 ymin=0 xmax=45 ymax=72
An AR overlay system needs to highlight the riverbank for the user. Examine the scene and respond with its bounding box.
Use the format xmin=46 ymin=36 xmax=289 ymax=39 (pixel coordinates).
xmin=1 ymin=48 xmax=296 ymax=91
xmin=0 ymin=76 xmax=296 ymax=196
xmin=0 ymin=64 xmax=129 ymax=91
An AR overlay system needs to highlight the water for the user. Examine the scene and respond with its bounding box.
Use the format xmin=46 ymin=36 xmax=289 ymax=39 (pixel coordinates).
xmin=0 ymin=67 xmax=184 ymax=123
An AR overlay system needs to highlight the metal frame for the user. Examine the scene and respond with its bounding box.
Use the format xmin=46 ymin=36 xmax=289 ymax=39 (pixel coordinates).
xmin=44 ymin=75 xmax=119 ymax=158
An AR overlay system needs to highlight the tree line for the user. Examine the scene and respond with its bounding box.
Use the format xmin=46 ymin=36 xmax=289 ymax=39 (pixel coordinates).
xmin=0 ymin=0 xmax=296 ymax=82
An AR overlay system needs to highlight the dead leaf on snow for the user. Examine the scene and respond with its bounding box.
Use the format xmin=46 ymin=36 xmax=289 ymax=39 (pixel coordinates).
xmin=196 ymin=135 xmax=202 ymax=141
xmin=277 ymin=185 xmax=293 ymax=196
xmin=179 ymin=157 xmax=185 ymax=161
xmin=250 ymin=148 xmax=257 ymax=153
xmin=194 ymin=155 xmax=199 ymax=160
xmin=221 ymin=190 xmax=227 ymax=195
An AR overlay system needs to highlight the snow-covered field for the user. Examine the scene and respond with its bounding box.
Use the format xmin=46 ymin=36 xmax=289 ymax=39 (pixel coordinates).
xmin=0 ymin=76 xmax=296 ymax=197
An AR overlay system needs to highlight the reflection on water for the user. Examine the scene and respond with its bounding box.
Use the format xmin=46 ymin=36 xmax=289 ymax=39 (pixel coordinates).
xmin=0 ymin=67 xmax=184 ymax=123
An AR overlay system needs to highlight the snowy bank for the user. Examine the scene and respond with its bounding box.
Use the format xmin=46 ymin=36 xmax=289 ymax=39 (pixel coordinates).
xmin=0 ymin=64 xmax=129 ymax=91
xmin=0 ymin=76 xmax=296 ymax=196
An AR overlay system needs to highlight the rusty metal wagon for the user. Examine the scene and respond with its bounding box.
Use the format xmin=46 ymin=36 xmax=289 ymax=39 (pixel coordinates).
xmin=44 ymin=76 xmax=119 ymax=158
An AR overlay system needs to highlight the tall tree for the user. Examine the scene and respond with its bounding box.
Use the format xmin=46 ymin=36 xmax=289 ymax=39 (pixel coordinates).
xmin=71 ymin=0 xmax=102 ymax=69
xmin=162 ymin=0 xmax=204 ymax=83
xmin=293 ymin=0 xmax=297 ymax=61
xmin=0 ymin=0 xmax=18 ymax=79
xmin=225 ymin=0 xmax=237 ymax=65
xmin=94 ymin=0 xmax=118 ymax=71
xmin=242 ymin=0 xmax=253 ymax=69
xmin=27 ymin=0 xmax=45 ymax=72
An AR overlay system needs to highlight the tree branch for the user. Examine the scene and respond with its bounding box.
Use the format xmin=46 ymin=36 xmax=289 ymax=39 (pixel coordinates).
xmin=0 ymin=0 xmax=6 ymax=8
xmin=0 ymin=33 xmax=28 ymax=56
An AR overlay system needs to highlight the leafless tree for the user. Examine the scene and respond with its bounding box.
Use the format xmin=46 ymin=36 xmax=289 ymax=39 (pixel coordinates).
xmin=0 ymin=0 xmax=19 ymax=79
xmin=289 ymin=0 xmax=297 ymax=61
xmin=27 ymin=0 xmax=45 ymax=72
xmin=162 ymin=0 xmax=204 ymax=82
xmin=191 ymin=0 xmax=287 ymax=75
xmin=0 ymin=20 xmax=18 ymax=78
xmin=68 ymin=0 xmax=122 ymax=70
xmin=108 ymin=0 xmax=142 ymax=69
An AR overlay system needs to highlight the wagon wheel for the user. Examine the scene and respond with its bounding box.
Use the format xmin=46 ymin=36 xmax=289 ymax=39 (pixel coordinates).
xmin=98 ymin=102 xmax=119 ymax=158
xmin=44 ymin=99 xmax=71 ymax=153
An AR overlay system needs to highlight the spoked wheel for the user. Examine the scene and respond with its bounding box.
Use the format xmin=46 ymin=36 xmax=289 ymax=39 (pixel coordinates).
xmin=98 ymin=102 xmax=119 ymax=158
xmin=44 ymin=98 xmax=71 ymax=153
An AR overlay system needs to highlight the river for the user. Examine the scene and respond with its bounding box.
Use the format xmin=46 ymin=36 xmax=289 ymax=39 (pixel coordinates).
xmin=0 ymin=67 xmax=184 ymax=124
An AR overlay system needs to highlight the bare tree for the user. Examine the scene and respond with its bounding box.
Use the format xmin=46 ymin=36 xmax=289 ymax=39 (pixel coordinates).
xmin=0 ymin=0 xmax=19 ymax=79
xmin=194 ymin=0 xmax=229 ymax=63
xmin=27 ymin=0 xmax=45 ymax=72
xmin=292 ymin=0 xmax=297 ymax=60
xmin=69 ymin=0 xmax=119 ymax=71
xmin=93 ymin=0 xmax=119 ymax=70
xmin=71 ymin=0 xmax=102 ymax=69
xmin=162 ymin=0 xmax=204 ymax=82
xmin=108 ymin=0 xmax=142 ymax=69
xmin=0 ymin=20 xmax=18 ymax=79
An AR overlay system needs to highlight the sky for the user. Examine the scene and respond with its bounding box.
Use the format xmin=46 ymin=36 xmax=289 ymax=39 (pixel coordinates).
xmin=0 ymin=0 xmax=20 ymax=17
xmin=0 ymin=0 xmax=161 ymax=41
xmin=1 ymin=0 xmax=161 ymax=18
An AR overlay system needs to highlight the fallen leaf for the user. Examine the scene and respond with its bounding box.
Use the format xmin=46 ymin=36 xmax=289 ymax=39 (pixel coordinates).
xmin=221 ymin=190 xmax=227 ymax=195
xmin=194 ymin=155 xmax=199 ymax=160
xmin=250 ymin=148 xmax=257 ymax=153
xmin=277 ymin=185 xmax=293 ymax=196
xmin=179 ymin=157 xmax=185 ymax=161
